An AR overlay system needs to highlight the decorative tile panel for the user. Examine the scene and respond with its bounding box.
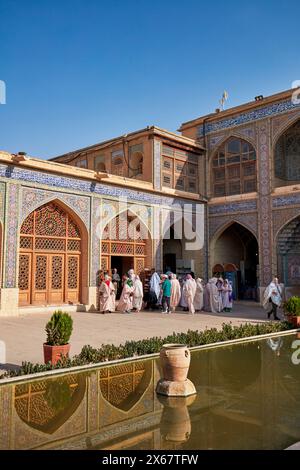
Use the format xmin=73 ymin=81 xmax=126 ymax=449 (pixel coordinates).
xmin=273 ymin=194 xmax=300 ymax=208
xmin=257 ymin=123 xmax=272 ymax=286
xmin=209 ymin=213 xmax=258 ymax=239
xmin=0 ymin=164 xmax=195 ymax=209
xmin=4 ymin=183 xmax=19 ymax=288
xmin=197 ymin=98 xmax=300 ymax=137
xmin=20 ymin=187 xmax=90 ymax=228
xmin=91 ymin=198 xmax=101 ymax=286
xmin=209 ymin=200 xmax=257 ymax=215
xmin=272 ymin=207 xmax=300 ymax=238
xmin=0 ymin=182 xmax=5 ymax=223
xmin=271 ymin=109 xmax=300 ymax=143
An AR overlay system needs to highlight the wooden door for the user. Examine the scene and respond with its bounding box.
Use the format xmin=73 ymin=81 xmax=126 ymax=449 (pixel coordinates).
xmin=18 ymin=253 xmax=32 ymax=306
xmin=32 ymin=254 xmax=48 ymax=305
xmin=48 ymin=254 xmax=65 ymax=304
xmin=65 ymin=254 xmax=80 ymax=303
xmin=134 ymin=257 xmax=145 ymax=275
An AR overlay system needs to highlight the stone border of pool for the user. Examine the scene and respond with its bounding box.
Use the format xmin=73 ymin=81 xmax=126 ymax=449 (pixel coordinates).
xmin=0 ymin=328 xmax=299 ymax=385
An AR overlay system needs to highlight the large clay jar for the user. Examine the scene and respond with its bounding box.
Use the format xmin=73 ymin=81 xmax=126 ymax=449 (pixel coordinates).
xmin=160 ymin=344 xmax=190 ymax=382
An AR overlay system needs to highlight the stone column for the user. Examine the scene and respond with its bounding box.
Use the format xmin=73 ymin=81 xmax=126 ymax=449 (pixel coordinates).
xmin=1 ymin=183 xmax=20 ymax=316
xmin=88 ymin=197 xmax=102 ymax=310
xmin=257 ymin=121 xmax=273 ymax=299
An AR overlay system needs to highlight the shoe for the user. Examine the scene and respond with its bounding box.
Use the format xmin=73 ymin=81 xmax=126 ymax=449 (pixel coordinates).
xmin=162 ymin=311 xmax=168 ymax=314
xmin=274 ymin=316 xmax=280 ymax=321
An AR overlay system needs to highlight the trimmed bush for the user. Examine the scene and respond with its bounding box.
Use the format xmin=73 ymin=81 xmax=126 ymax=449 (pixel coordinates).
xmin=45 ymin=310 xmax=73 ymax=346
xmin=283 ymin=296 xmax=300 ymax=317
xmin=0 ymin=321 xmax=294 ymax=380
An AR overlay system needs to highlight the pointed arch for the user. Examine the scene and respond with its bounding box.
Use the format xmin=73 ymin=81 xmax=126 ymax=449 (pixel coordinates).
xmin=18 ymin=199 xmax=88 ymax=306
xmin=211 ymin=136 xmax=257 ymax=197
xmin=210 ymin=221 xmax=259 ymax=299
xmin=274 ymin=117 xmax=300 ymax=186
xmin=100 ymin=209 xmax=152 ymax=276
xmin=276 ymin=214 xmax=300 ymax=287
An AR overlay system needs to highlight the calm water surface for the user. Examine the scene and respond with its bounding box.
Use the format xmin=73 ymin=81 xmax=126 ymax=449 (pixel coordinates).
xmin=0 ymin=333 xmax=299 ymax=450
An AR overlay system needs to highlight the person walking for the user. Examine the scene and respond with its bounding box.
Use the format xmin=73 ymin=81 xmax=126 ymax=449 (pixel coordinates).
xmin=133 ymin=274 xmax=143 ymax=312
xmin=170 ymin=273 xmax=181 ymax=312
xmin=117 ymin=275 xmax=134 ymax=313
xmin=263 ymin=277 xmax=282 ymax=320
xmin=222 ymin=279 xmax=233 ymax=312
xmin=112 ymin=268 xmax=121 ymax=298
xmin=183 ymin=274 xmax=197 ymax=314
xmin=161 ymin=274 xmax=172 ymax=314
xmin=99 ymin=274 xmax=115 ymax=314
xmin=194 ymin=278 xmax=204 ymax=311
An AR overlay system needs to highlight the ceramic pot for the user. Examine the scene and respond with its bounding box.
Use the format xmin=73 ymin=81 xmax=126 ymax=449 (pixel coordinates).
xmin=43 ymin=343 xmax=70 ymax=365
xmin=287 ymin=315 xmax=300 ymax=328
xmin=160 ymin=344 xmax=190 ymax=382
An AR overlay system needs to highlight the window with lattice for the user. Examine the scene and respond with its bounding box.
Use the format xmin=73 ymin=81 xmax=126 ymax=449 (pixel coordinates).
xmin=212 ymin=138 xmax=257 ymax=196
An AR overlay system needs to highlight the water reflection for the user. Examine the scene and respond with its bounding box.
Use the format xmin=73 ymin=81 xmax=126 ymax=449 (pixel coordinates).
xmin=158 ymin=395 xmax=195 ymax=446
xmin=0 ymin=333 xmax=300 ymax=450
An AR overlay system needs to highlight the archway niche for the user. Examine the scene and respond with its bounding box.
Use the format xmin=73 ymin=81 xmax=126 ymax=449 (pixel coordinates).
xmin=274 ymin=119 xmax=300 ymax=187
xmin=277 ymin=216 xmax=300 ymax=291
xmin=212 ymin=222 xmax=259 ymax=300
xmin=18 ymin=200 xmax=88 ymax=306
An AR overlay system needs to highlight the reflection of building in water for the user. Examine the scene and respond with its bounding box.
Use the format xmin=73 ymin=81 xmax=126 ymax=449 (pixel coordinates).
xmin=14 ymin=374 xmax=86 ymax=433
xmin=1 ymin=336 xmax=300 ymax=450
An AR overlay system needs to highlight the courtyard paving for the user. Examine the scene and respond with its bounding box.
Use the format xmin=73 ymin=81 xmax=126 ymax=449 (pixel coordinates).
xmin=0 ymin=301 xmax=280 ymax=369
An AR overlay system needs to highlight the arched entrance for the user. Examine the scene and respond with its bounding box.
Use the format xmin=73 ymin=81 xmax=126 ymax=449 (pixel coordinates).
xmin=277 ymin=216 xmax=300 ymax=288
xmin=100 ymin=210 xmax=152 ymax=276
xmin=163 ymin=225 xmax=182 ymax=273
xmin=18 ymin=201 xmax=84 ymax=306
xmin=212 ymin=222 xmax=259 ymax=299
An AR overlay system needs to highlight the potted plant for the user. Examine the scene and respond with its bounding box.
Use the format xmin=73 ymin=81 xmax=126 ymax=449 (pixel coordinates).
xmin=43 ymin=310 xmax=73 ymax=365
xmin=283 ymin=296 xmax=300 ymax=328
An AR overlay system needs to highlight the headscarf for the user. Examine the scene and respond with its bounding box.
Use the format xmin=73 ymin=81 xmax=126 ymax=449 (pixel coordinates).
xmin=149 ymin=271 xmax=161 ymax=298
xmin=104 ymin=274 xmax=111 ymax=287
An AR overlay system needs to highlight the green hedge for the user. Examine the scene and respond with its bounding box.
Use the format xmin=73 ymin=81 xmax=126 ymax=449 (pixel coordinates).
xmin=0 ymin=321 xmax=294 ymax=379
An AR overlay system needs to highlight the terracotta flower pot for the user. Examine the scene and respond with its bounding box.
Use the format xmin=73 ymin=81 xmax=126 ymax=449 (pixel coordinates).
xmin=43 ymin=343 xmax=70 ymax=365
xmin=160 ymin=344 xmax=190 ymax=382
xmin=286 ymin=315 xmax=300 ymax=328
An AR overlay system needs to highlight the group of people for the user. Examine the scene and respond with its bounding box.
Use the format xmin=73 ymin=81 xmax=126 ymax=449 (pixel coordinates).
xmin=99 ymin=268 xmax=234 ymax=315
xmin=99 ymin=268 xmax=285 ymax=320
xmin=99 ymin=269 xmax=144 ymax=314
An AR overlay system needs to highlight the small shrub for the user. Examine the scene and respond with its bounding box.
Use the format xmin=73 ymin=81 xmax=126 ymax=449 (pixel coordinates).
xmin=283 ymin=296 xmax=300 ymax=317
xmin=45 ymin=310 xmax=73 ymax=346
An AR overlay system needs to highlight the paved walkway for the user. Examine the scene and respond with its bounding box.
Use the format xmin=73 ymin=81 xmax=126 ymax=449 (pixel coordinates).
xmin=0 ymin=301 xmax=277 ymax=368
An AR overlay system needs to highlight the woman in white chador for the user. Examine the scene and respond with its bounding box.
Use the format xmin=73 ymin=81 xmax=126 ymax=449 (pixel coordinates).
xmin=263 ymin=277 xmax=283 ymax=320
xmin=222 ymin=279 xmax=233 ymax=312
xmin=133 ymin=275 xmax=143 ymax=312
xmin=99 ymin=275 xmax=115 ymax=314
xmin=117 ymin=275 xmax=134 ymax=313
xmin=183 ymin=274 xmax=197 ymax=314
xmin=170 ymin=273 xmax=181 ymax=312
xmin=194 ymin=278 xmax=204 ymax=311
xmin=205 ymin=277 xmax=221 ymax=313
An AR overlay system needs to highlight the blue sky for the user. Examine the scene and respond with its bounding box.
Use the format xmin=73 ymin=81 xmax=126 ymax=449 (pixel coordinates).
xmin=1 ymin=0 xmax=300 ymax=158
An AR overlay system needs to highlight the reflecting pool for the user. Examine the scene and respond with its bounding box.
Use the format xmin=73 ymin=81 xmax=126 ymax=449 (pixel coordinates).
xmin=0 ymin=333 xmax=300 ymax=450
